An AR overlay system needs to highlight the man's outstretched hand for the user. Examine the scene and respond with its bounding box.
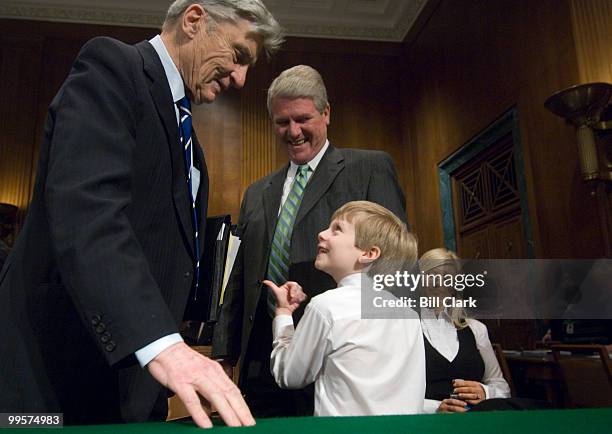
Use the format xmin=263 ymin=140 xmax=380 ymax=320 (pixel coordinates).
xmin=263 ymin=280 xmax=307 ymax=316
xmin=147 ymin=342 xmax=255 ymax=428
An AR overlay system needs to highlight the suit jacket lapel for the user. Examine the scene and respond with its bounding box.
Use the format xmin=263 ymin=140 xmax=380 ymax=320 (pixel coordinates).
xmin=136 ymin=41 xmax=194 ymax=255
xmin=263 ymin=166 xmax=288 ymax=244
xmin=295 ymin=145 xmax=345 ymax=227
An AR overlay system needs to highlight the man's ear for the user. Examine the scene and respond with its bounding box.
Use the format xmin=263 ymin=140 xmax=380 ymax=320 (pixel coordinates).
xmin=181 ymin=4 xmax=207 ymax=39
xmin=359 ymin=246 xmax=381 ymax=264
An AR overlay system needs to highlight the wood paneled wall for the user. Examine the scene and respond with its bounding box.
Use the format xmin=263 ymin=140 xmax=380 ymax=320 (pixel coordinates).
xmin=569 ymin=0 xmax=612 ymax=83
xmin=400 ymin=0 xmax=605 ymax=258
xmin=2 ymin=0 xmax=607 ymax=258
xmin=240 ymin=65 xmax=277 ymax=193
xmin=0 ymin=35 xmax=42 ymax=212
xmin=0 ymin=20 xmax=158 ymax=228
xmin=0 ymin=19 xmax=404 ymax=225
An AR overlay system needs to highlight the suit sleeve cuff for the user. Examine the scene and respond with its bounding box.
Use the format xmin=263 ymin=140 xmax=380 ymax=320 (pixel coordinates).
xmin=135 ymin=333 xmax=184 ymax=367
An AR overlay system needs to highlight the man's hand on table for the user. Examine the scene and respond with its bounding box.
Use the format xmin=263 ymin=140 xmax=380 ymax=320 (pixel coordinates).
xmin=147 ymin=342 xmax=255 ymax=428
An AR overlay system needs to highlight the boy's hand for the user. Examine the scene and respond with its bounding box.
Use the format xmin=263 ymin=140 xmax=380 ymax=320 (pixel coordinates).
xmin=263 ymin=280 xmax=307 ymax=316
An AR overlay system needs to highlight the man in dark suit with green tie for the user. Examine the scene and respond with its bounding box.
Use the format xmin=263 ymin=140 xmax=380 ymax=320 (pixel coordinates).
xmin=213 ymin=65 xmax=408 ymax=417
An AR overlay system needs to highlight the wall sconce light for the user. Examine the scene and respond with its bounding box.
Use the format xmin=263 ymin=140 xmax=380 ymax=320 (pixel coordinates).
xmin=545 ymin=82 xmax=612 ymax=183
xmin=545 ymin=82 xmax=612 ymax=257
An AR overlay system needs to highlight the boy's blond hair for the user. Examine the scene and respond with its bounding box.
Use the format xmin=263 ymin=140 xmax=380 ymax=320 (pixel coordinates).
xmin=331 ymin=201 xmax=417 ymax=277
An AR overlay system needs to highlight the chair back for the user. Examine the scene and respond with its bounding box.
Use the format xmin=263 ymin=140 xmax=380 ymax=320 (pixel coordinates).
xmin=551 ymin=344 xmax=612 ymax=408
xmin=492 ymin=343 xmax=516 ymax=398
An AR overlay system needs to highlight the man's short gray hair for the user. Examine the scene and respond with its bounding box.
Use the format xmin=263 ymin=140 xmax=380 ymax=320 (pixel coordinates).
xmin=267 ymin=65 xmax=329 ymax=116
xmin=164 ymin=0 xmax=284 ymax=58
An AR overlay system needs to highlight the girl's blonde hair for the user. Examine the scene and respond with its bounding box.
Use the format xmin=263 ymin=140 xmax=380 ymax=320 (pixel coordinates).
xmin=419 ymin=248 xmax=468 ymax=329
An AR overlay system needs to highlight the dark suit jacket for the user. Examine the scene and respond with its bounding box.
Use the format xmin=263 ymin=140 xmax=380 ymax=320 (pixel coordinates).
xmin=212 ymin=145 xmax=406 ymax=370
xmin=0 ymin=37 xmax=208 ymax=423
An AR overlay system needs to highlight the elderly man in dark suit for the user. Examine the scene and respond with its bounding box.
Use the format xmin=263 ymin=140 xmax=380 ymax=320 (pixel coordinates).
xmin=0 ymin=0 xmax=282 ymax=428
xmin=212 ymin=65 xmax=408 ymax=417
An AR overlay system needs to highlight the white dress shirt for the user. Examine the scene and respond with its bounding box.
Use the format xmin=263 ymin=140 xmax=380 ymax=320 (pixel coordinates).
xmin=420 ymin=308 xmax=511 ymax=413
xmin=279 ymin=140 xmax=330 ymax=211
xmin=271 ymin=273 xmax=426 ymax=416
xmin=149 ymin=35 xmax=201 ymax=198
xmin=133 ymin=35 xmax=195 ymax=367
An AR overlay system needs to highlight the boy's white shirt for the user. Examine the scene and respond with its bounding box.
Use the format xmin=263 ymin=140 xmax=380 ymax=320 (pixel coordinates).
xmin=271 ymin=272 xmax=426 ymax=416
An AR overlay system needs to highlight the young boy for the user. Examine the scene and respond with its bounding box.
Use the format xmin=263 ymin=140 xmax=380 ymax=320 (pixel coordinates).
xmin=264 ymin=201 xmax=425 ymax=416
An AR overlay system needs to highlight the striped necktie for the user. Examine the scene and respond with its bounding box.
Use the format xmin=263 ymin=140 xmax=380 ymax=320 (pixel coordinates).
xmin=177 ymin=96 xmax=201 ymax=300
xmin=266 ymin=164 xmax=311 ymax=314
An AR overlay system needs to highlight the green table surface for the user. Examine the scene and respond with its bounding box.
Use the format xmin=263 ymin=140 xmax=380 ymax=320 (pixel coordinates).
xmin=3 ymin=409 xmax=611 ymax=433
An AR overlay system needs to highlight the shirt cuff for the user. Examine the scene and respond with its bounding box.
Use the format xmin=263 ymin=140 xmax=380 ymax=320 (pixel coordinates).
xmin=423 ymin=399 xmax=441 ymax=414
xmin=272 ymin=314 xmax=294 ymax=339
xmin=480 ymin=383 xmax=490 ymax=399
xmin=135 ymin=333 xmax=184 ymax=367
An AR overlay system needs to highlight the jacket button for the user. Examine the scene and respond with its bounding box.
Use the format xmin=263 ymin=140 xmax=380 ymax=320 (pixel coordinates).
xmin=249 ymin=315 xmax=254 ymax=322
xmin=184 ymin=271 xmax=191 ymax=278
xmin=105 ymin=341 xmax=116 ymax=352
xmin=91 ymin=315 xmax=101 ymax=326
xmin=100 ymin=332 xmax=112 ymax=343
xmin=256 ymin=280 xmax=262 ymax=286
xmin=95 ymin=323 xmax=106 ymax=334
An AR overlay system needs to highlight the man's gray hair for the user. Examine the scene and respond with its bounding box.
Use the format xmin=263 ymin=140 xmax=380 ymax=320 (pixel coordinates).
xmin=164 ymin=0 xmax=284 ymax=58
xmin=267 ymin=65 xmax=329 ymax=116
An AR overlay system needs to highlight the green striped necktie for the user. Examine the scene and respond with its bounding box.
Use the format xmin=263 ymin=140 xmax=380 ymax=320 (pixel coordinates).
xmin=266 ymin=164 xmax=310 ymax=314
